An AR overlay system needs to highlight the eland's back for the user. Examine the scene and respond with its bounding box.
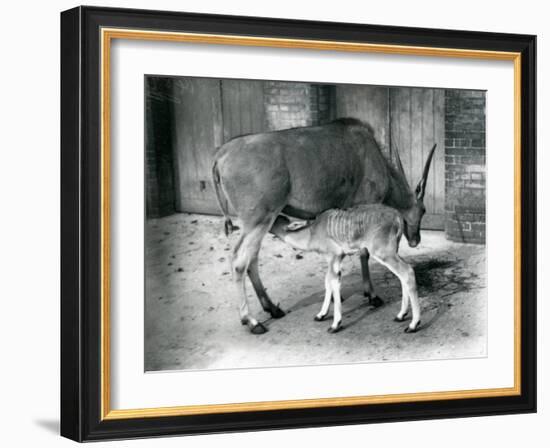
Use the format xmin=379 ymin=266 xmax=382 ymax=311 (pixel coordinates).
xmin=213 ymin=118 xmax=391 ymax=223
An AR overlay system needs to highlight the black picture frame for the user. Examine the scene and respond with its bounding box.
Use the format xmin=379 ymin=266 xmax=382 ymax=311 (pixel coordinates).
xmin=61 ymin=5 xmax=536 ymax=442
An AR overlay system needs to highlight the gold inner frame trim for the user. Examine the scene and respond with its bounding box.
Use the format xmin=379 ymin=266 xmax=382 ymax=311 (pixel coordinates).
xmin=100 ymin=27 xmax=522 ymax=421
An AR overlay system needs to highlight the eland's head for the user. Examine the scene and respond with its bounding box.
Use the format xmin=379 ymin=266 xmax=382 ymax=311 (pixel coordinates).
xmin=393 ymin=143 xmax=437 ymax=248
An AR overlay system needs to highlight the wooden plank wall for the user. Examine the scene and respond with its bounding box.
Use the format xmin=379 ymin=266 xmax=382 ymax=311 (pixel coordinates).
xmin=389 ymin=88 xmax=445 ymax=229
xmin=335 ymin=85 xmax=445 ymax=229
xmin=145 ymin=77 xmax=176 ymax=218
xmin=172 ymin=78 xmax=223 ymax=214
xmin=334 ymin=85 xmax=391 ymax=158
xmin=171 ymin=78 xmax=266 ymax=214
xmin=221 ymin=79 xmax=266 ymax=141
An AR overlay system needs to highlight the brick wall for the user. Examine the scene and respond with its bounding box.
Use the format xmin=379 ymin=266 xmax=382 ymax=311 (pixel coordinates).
xmin=145 ymin=78 xmax=176 ymax=218
xmin=264 ymin=81 xmax=333 ymax=130
xmin=444 ymin=90 xmax=486 ymax=244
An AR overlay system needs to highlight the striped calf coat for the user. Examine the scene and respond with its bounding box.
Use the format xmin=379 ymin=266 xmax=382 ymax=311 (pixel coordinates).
xmin=270 ymin=204 xmax=421 ymax=333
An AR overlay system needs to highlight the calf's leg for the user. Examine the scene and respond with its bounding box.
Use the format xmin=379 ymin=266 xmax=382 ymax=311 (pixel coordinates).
xmin=359 ymin=248 xmax=383 ymax=307
xmin=373 ymin=253 xmax=421 ymax=333
xmin=328 ymin=256 xmax=344 ymax=333
xmin=315 ymin=262 xmax=334 ymax=322
xmin=394 ymin=281 xmax=410 ymax=322
xmin=315 ymin=255 xmax=344 ymax=333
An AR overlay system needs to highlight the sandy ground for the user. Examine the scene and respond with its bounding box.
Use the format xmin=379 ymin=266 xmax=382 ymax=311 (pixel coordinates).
xmin=145 ymin=213 xmax=487 ymax=371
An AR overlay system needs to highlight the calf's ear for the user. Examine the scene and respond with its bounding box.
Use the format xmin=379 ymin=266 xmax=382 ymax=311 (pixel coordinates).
xmin=286 ymin=220 xmax=310 ymax=232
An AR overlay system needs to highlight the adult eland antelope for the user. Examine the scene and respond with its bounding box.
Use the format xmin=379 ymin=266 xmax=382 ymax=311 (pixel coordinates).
xmin=212 ymin=118 xmax=436 ymax=334
xmin=270 ymin=205 xmax=420 ymax=333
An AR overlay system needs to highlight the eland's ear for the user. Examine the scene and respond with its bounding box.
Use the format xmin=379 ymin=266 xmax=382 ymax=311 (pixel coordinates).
xmin=286 ymin=220 xmax=310 ymax=232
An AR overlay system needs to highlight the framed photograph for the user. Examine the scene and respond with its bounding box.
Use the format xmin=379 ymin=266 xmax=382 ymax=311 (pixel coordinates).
xmin=60 ymin=6 xmax=536 ymax=442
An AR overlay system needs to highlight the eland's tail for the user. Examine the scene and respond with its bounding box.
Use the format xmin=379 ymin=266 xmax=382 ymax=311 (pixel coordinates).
xmin=211 ymin=159 xmax=237 ymax=236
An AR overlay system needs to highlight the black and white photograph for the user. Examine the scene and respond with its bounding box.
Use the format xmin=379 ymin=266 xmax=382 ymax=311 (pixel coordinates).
xmin=144 ymin=76 xmax=487 ymax=372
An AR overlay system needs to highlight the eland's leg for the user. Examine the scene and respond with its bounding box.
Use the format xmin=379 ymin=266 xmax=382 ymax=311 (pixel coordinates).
xmin=359 ymin=249 xmax=383 ymax=307
xmin=247 ymin=255 xmax=285 ymax=318
xmin=231 ymin=220 xmax=274 ymax=334
xmin=372 ymin=253 xmax=421 ymax=333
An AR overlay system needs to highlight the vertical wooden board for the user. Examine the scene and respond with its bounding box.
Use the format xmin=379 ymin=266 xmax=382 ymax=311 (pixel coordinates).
xmin=221 ymin=79 xmax=266 ymax=142
xmin=390 ymin=88 xmax=413 ymax=185
xmin=335 ymin=85 xmax=390 ymax=156
xmin=410 ymin=88 xmax=424 ymax=196
xmin=144 ymin=78 xmax=157 ymax=217
xmin=172 ymin=77 xmax=223 ymax=213
xmin=145 ymin=77 xmax=176 ymax=218
xmin=433 ymin=89 xmax=446 ymax=216
xmin=249 ymin=81 xmax=267 ymax=132
xmin=221 ymin=79 xmax=238 ymax=142
xmin=422 ymin=89 xmax=436 ymax=213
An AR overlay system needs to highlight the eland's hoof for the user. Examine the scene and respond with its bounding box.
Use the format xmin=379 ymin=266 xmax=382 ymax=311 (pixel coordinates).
xmin=314 ymin=315 xmax=326 ymax=322
xmin=251 ymin=323 xmax=268 ymax=335
xmin=269 ymin=306 xmax=286 ymax=319
xmin=327 ymin=323 xmax=343 ymax=334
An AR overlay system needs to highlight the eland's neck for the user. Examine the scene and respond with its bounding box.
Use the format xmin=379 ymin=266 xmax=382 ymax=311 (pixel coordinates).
xmin=384 ymin=163 xmax=416 ymax=212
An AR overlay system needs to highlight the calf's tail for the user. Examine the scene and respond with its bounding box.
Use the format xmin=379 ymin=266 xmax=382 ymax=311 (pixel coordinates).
xmin=211 ymin=159 xmax=238 ymax=236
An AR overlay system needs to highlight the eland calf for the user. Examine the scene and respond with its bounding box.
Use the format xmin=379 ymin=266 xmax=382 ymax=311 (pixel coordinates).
xmin=270 ymin=204 xmax=421 ymax=333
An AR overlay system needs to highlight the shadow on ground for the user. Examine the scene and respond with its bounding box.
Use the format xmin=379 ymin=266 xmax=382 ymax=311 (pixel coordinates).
xmin=33 ymin=419 xmax=59 ymax=435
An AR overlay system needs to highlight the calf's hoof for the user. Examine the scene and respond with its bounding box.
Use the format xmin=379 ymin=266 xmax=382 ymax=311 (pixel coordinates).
xmin=393 ymin=313 xmax=408 ymax=323
xmin=404 ymin=321 xmax=421 ymax=334
xmin=314 ymin=314 xmax=326 ymax=322
xmin=327 ymin=323 xmax=343 ymax=334
xmin=250 ymin=322 xmax=268 ymax=335
xmin=269 ymin=306 xmax=286 ymax=319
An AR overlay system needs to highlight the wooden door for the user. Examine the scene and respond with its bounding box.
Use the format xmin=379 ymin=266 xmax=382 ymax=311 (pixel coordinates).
xmin=334 ymin=85 xmax=445 ymax=229
xmin=334 ymin=85 xmax=391 ymax=158
xmin=389 ymin=88 xmax=445 ymax=229
xmin=172 ymin=78 xmax=224 ymax=214
xmin=172 ymin=78 xmax=266 ymax=214
xmin=221 ymin=79 xmax=266 ymax=141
